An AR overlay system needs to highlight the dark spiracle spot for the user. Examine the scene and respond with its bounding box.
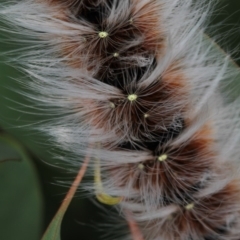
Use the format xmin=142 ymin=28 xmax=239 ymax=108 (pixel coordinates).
xmin=177 ymin=181 xmax=203 ymax=203
xmin=75 ymin=0 xmax=114 ymax=25
xmin=118 ymin=140 xmax=160 ymax=152
xmin=162 ymin=117 xmax=184 ymax=144
xmin=144 ymin=141 xmax=160 ymax=152
xmin=99 ymin=57 xmax=157 ymax=91
xmin=118 ymin=141 xmax=144 ymax=151
xmin=118 ymin=139 xmax=163 ymax=151
xmin=101 ymin=65 xmax=148 ymax=90
xmin=118 ymin=117 xmax=184 ymax=152
xmin=152 ymin=117 xmax=185 ymax=153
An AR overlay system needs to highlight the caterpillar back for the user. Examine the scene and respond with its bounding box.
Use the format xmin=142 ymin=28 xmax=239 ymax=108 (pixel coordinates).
xmin=1 ymin=0 xmax=240 ymax=239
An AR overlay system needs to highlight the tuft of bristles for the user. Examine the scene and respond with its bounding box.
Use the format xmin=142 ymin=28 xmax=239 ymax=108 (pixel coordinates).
xmin=1 ymin=0 xmax=240 ymax=239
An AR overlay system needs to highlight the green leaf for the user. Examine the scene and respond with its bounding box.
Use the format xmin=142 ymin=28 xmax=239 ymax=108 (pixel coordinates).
xmin=0 ymin=133 xmax=43 ymax=240
xmin=41 ymin=209 xmax=63 ymax=240
xmin=201 ymin=34 xmax=240 ymax=103
xmin=41 ymin=154 xmax=90 ymax=240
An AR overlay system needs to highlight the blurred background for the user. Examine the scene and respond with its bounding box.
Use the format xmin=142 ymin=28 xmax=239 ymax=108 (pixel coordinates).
xmin=0 ymin=1 xmax=240 ymax=240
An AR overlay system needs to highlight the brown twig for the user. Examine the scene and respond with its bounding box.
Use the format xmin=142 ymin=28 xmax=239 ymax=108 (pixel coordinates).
xmin=62 ymin=154 xmax=91 ymax=207
xmin=41 ymin=153 xmax=91 ymax=240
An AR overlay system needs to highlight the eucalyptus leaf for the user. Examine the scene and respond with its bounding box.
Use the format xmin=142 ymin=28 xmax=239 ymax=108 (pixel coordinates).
xmin=41 ymin=156 xmax=90 ymax=240
xmin=0 ymin=134 xmax=43 ymax=240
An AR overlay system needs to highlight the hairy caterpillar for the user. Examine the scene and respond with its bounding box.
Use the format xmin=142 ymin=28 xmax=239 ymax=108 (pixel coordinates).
xmin=1 ymin=0 xmax=240 ymax=239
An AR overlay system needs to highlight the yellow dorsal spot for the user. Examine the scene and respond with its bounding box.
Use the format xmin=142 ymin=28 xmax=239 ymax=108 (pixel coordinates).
xmin=138 ymin=163 xmax=144 ymax=170
xmin=109 ymin=102 xmax=115 ymax=109
xmin=129 ymin=18 xmax=133 ymax=24
xmin=185 ymin=203 xmax=195 ymax=210
xmin=113 ymin=52 xmax=119 ymax=57
xmin=158 ymin=154 xmax=168 ymax=162
xmin=98 ymin=31 xmax=108 ymax=38
xmin=144 ymin=113 xmax=149 ymax=118
xmin=128 ymin=94 xmax=138 ymax=102
xmin=94 ymin=156 xmax=122 ymax=205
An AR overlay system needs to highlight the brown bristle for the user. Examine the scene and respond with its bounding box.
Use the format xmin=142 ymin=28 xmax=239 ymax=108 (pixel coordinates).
xmin=83 ymin=65 xmax=189 ymax=147
xmin=45 ymin=0 xmax=165 ymax=72
xmin=108 ymin=124 xmax=216 ymax=205
xmin=136 ymin=180 xmax=240 ymax=240
xmin=130 ymin=0 xmax=164 ymax=53
xmin=174 ymin=180 xmax=240 ymax=238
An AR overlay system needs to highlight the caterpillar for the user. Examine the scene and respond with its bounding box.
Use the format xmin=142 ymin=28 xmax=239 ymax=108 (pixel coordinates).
xmin=1 ymin=0 xmax=240 ymax=239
